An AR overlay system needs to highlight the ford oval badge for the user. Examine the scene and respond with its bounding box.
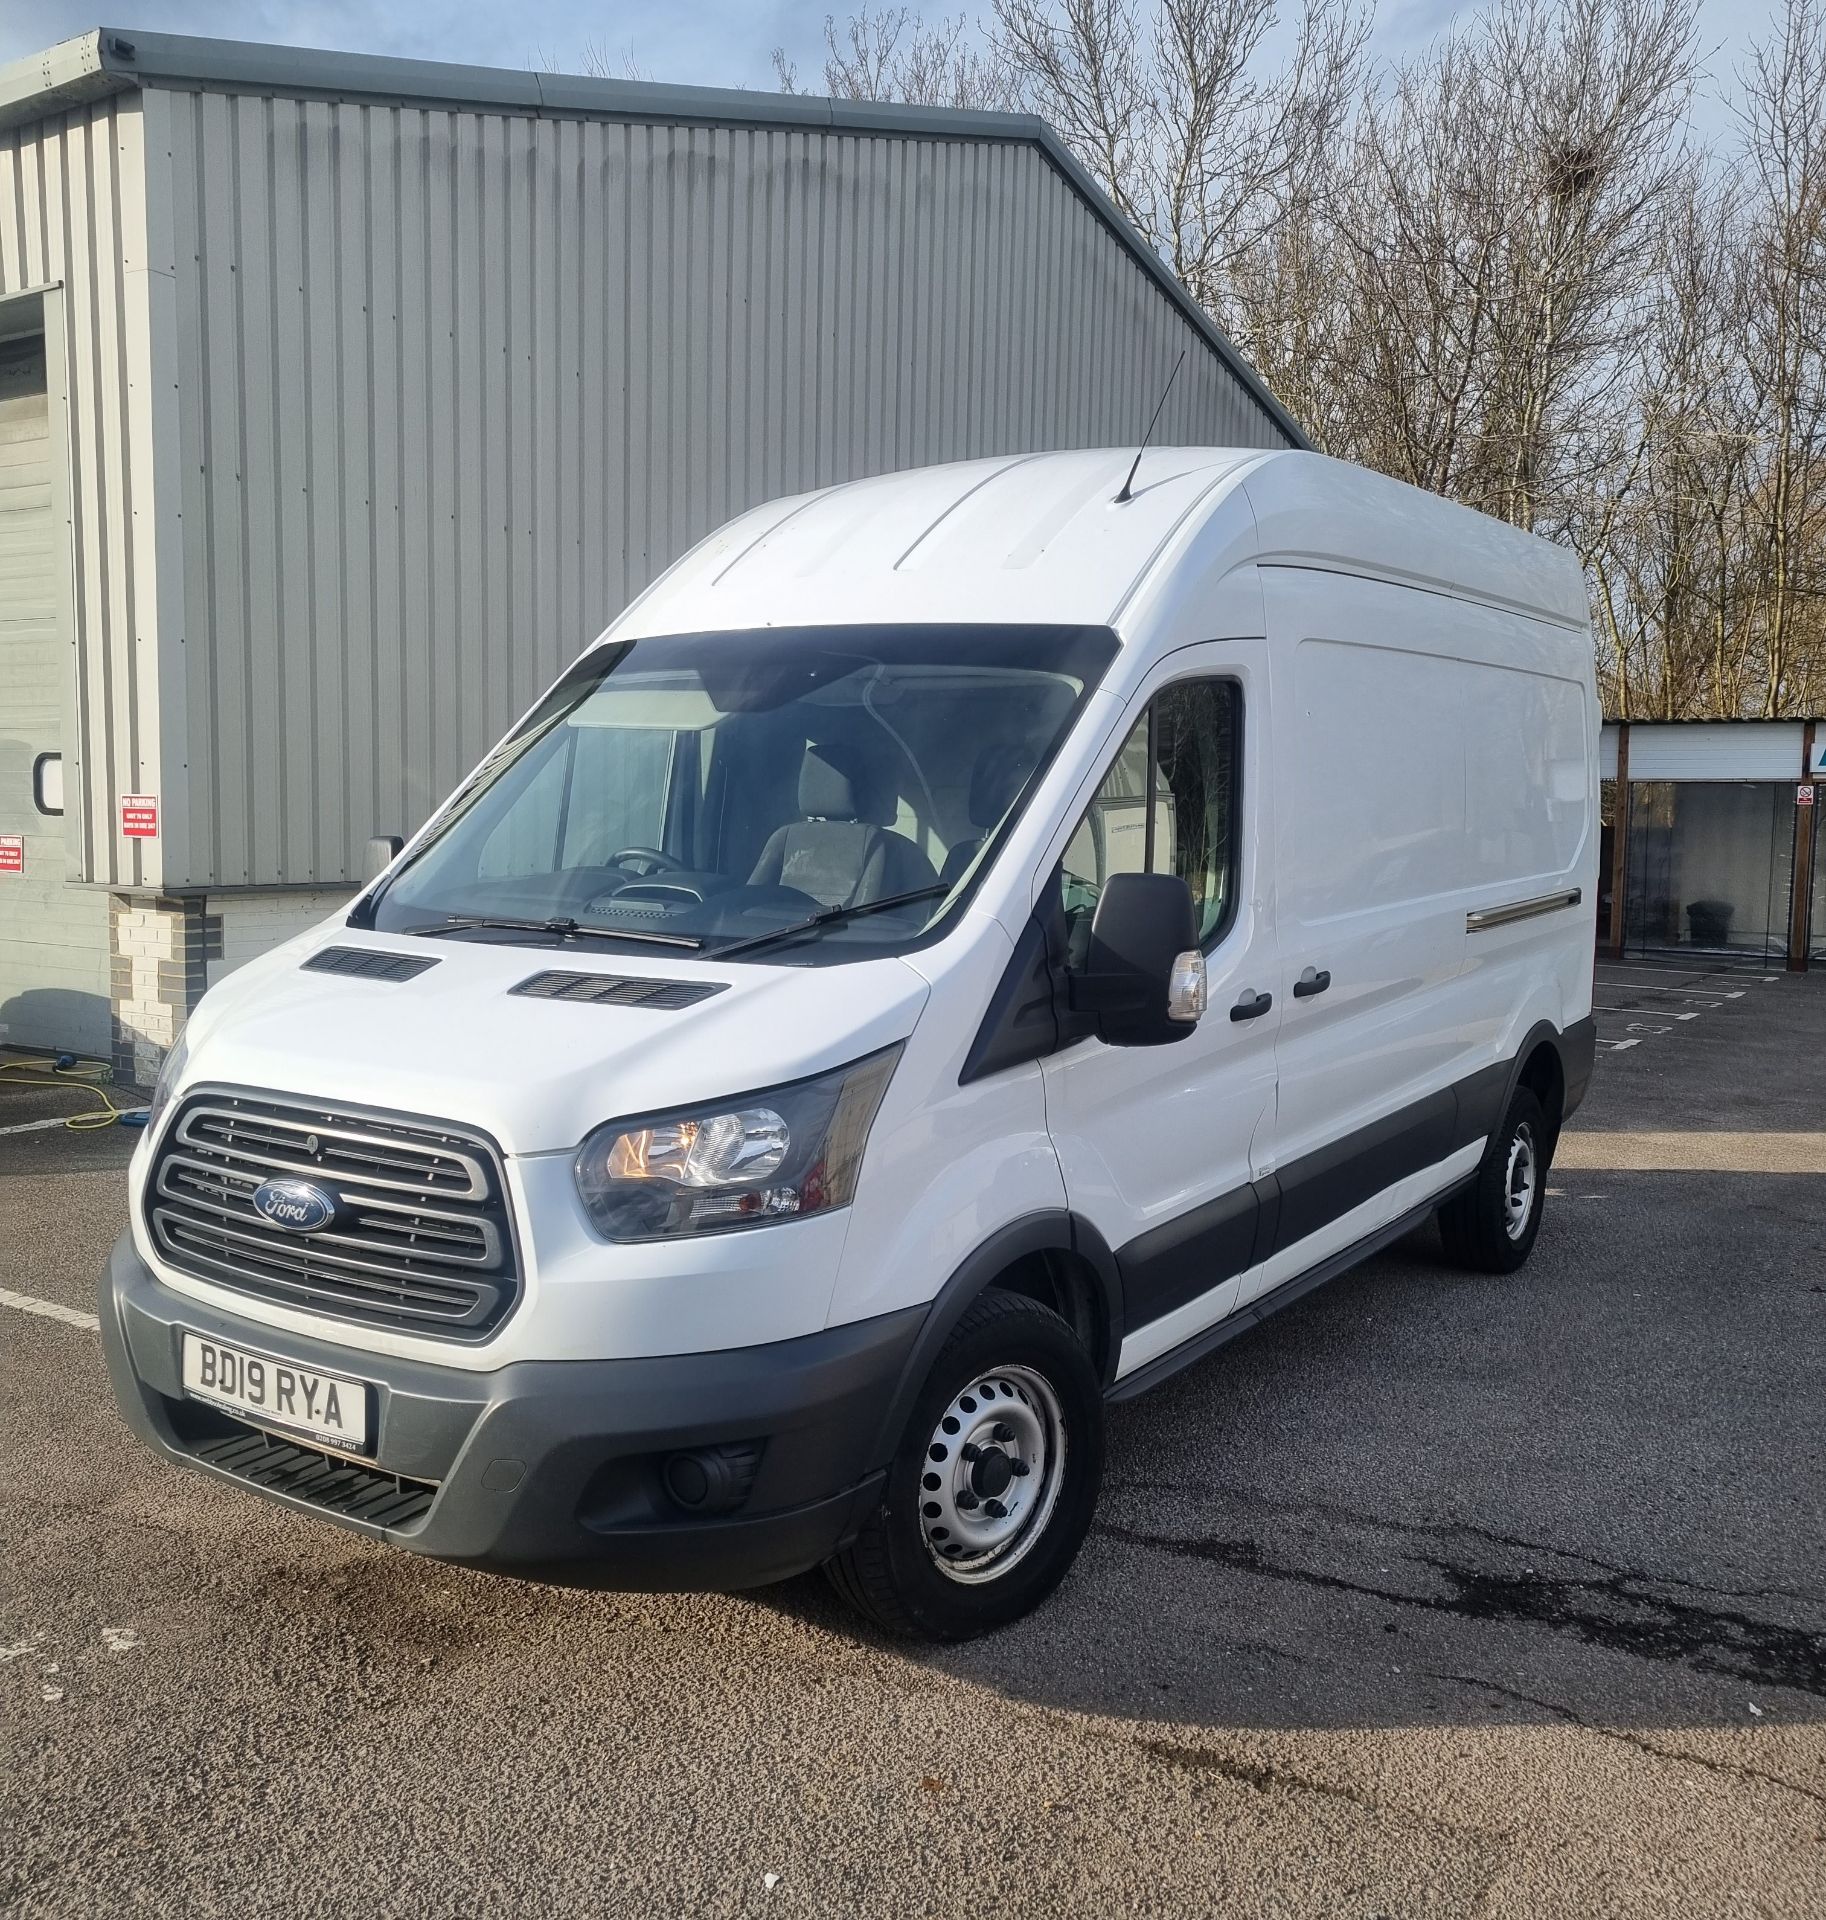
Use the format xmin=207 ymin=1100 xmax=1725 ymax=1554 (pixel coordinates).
xmin=250 ymin=1176 xmax=339 ymax=1233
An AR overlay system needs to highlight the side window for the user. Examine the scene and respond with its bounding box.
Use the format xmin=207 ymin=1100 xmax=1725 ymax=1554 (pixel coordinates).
xmin=1059 ymin=679 xmax=1239 ymax=964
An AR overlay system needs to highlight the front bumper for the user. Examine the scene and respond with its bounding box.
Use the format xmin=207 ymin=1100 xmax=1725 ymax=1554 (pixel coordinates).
xmin=99 ymin=1232 xmax=922 ymax=1588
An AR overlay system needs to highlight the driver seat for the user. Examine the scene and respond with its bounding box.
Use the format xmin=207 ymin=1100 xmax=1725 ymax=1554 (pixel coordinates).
xmin=938 ymin=742 xmax=1038 ymax=889
xmin=748 ymin=740 xmax=937 ymax=909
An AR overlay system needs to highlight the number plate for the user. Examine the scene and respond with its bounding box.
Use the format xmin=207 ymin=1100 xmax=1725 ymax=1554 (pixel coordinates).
xmin=181 ymin=1333 xmax=371 ymax=1455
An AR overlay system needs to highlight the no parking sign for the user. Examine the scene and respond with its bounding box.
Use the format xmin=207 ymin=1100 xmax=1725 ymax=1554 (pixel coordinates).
xmin=121 ymin=794 xmax=159 ymax=838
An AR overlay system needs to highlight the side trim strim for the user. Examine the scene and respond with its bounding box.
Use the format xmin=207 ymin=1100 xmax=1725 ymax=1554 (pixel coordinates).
xmin=1466 ymin=888 xmax=1582 ymax=933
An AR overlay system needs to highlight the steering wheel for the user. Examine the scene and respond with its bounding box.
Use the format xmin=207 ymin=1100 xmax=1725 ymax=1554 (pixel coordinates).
xmin=609 ymin=846 xmax=690 ymax=876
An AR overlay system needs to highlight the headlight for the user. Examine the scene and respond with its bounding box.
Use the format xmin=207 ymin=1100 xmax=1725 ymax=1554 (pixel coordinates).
xmin=145 ymin=1031 xmax=190 ymax=1136
xmin=573 ymin=1046 xmax=901 ymax=1241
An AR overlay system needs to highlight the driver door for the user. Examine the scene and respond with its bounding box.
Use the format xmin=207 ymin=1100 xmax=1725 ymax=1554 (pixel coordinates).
xmin=1036 ymin=642 xmax=1279 ymax=1380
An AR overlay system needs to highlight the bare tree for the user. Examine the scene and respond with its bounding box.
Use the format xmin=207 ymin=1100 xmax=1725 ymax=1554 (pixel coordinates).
xmin=1732 ymin=0 xmax=1826 ymax=714
xmin=775 ymin=10 xmax=1019 ymax=109
xmin=537 ymin=42 xmax=652 ymax=81
xmin=989 ymin=0 xmax=1368 ymax=305
xmin=778 ymin=0 xmax=1826 ymax=718
xmin=1584 ymin=171 xmax=1754 ymax=716
xmin=1585 ymin=0 xmax=1826 ymax=717
xmin=1319 ymin=0 xmax=1701 ymax=535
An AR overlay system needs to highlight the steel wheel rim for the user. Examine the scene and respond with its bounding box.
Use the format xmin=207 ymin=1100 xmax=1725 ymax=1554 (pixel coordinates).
xmin=1504 ymin=1123 xmax=1537 ymax=1240
xmin=917 ymin=1364 xmax=1066 ymax=1586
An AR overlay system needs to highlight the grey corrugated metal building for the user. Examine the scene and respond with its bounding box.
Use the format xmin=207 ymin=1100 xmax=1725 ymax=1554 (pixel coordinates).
xmin=0 ymin=26 xmax=1302 ymax=1080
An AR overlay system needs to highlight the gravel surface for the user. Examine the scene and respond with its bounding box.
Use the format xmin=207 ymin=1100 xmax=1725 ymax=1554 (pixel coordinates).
xmin=2 ymin=968 xmax=1822 ymax=1918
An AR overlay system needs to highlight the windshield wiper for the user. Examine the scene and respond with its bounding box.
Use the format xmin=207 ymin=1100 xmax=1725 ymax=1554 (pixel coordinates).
xmin=714 ymin=886 xmax=951 ymax=961
xmin=405 ymin=914 xmax=703 ymax=950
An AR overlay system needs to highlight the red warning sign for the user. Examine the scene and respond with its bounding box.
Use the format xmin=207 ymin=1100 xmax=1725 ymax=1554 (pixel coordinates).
xmin=0 ymin=835 xmax=22 ymax=874
xmin=121 ymin=794 xmax=159 ymax=838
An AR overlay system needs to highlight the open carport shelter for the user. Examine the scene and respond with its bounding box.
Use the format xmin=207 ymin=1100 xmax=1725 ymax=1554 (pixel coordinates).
xmin=1600 ymin=719 xmax=1826 ymax=968
xmin=0 ymin=26 xmax=1301 ymax=1082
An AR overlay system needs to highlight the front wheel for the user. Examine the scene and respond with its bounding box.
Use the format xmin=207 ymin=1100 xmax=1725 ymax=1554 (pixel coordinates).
xmin=824 ymin=1288 xmax=1104 ymax=1640
xmin=1439 ymin=1085 xmax=1549 ymax=1274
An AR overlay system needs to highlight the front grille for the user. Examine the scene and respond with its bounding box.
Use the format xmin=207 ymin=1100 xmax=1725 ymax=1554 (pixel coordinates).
xmin=511 ymin=969 xmax=726 ymax=1011
xmin=147 ymin=1088 xmax=520 ymax=1339
xmin=187 ymin=1419 xmax=437 ymax=1530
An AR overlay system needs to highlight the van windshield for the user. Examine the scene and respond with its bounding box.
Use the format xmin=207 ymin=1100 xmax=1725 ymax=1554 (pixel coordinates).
xmin=364 ymin=625 xmax=1118 ymax=964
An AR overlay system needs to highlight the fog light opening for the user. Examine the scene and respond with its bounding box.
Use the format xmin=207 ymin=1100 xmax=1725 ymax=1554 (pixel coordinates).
xmin=660 ymin=1441 xmax=763 ymax=1516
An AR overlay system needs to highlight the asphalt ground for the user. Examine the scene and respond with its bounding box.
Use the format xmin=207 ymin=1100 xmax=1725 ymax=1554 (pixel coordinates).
xmin=2 ymin=982 xmax=1824 ymax=1920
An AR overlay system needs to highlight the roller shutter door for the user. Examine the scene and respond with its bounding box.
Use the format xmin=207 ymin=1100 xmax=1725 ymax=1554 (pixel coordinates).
xmin=0 ymin=334 xmax=110 ymax=1057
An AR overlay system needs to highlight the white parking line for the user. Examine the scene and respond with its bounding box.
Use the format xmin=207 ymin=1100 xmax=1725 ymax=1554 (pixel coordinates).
xmin=0 ymin=1114 xmax=79 ymax=1138
xmin=0 ymin=1287 xmax=99 ymax=1332
xmin=1597 ymin=983 xmax=1737 ymax=998
xmin=1595 ymin=960 xmax=1739 ymax=971
xmin=1595 ymin=969 xmax=1755 ymax=986
xmin=1593 ymin=1004 xmax=1713 ymax=1020
xmin=1594 ymin=982 xmax=1718 ymax=997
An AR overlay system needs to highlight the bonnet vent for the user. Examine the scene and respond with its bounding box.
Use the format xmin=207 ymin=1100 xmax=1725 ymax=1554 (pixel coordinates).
xmin=511 ymin=970 xmax=726 ymax=1011
xmin=301 ymin=947 xmax=440 ymax=983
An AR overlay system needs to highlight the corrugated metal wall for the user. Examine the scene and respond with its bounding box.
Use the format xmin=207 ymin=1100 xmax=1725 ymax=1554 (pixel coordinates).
xmin=0 ymin=96 xmax=175 ymax=888
xmin=147 ymin=88 xmax=1288 ymax=890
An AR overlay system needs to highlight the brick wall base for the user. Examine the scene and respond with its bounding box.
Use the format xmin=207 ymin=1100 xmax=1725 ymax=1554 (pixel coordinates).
xmin=109 ymin=894 xmax=222 ymax=1088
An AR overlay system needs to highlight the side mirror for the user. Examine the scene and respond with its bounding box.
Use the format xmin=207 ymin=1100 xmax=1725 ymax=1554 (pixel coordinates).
xmin=1070 ymin=871 xmax=1205 ymax=1046
xmin=365 ymin=834 xmax=404 ymax=882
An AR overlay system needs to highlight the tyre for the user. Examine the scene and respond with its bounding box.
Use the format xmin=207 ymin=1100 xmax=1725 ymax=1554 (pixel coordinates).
xmin=1439 ymin=1085 xmax=1548 ymax=1274
xmin=825 ymin=1288 xmax=1104 ymax=1640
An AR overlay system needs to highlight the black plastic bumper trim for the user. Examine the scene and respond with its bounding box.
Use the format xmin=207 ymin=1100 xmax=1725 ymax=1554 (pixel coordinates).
xmin=100 ymin=1233 xmax=921 ymax=1588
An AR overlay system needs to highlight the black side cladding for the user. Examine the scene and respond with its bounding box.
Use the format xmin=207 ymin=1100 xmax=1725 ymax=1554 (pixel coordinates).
xmin=1560 ymin=1014 xmax=1597 ymax=1121
xmin=1269 ymin=1086 xmax=1457 ymax=1252
xmin=1115 ymin=1029 xmax=1582 ymax=1337
xmin=1115 ymin=1183 xmax=1261 ymax=1325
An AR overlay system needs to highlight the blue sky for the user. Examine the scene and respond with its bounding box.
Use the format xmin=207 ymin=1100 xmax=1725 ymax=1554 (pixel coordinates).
xmin=0 ymin=0 xmax=1780 ymax=135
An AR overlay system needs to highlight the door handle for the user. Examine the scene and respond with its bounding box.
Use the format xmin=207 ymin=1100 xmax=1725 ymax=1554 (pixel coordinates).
xmin=1230 ymin=989 xmax=1273 ymax=1021
xmin=1293 ymin=967 xmax=1332 ymax=999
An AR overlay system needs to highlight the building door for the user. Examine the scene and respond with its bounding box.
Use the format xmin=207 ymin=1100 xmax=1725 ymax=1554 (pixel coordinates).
xmin=0 ymin=332 xmax=110 ymax=1056
xmin=1623 ymin=779 xmax=1794 ymax=964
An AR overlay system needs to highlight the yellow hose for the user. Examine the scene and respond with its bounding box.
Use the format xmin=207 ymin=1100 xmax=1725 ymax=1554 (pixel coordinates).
xmin=0 ymin=1055 xmax=139 ymax=1130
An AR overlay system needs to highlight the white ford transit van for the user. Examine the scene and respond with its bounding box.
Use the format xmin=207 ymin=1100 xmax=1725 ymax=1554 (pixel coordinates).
xmin=101 ymin=449 xmax=1597 ymax=1639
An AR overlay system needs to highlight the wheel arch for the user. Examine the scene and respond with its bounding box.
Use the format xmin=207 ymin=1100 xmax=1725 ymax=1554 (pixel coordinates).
xmin=1514 ymin=1034 xmax=1567 ymax=1143
xmin=863 ymin=1213 xmax=1122 ymax=1470
xmin=1466 ymin=1016 xmax=1590 ymax=1159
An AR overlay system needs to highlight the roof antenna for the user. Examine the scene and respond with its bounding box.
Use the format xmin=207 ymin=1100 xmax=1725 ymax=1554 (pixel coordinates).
xmin=1113 ymin=349 xmax=1187 ymax=505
